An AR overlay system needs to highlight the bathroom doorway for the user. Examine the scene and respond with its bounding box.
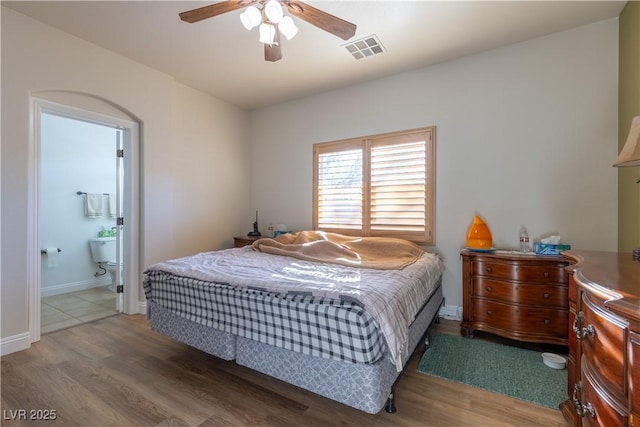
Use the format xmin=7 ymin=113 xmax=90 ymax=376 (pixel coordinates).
xmin=31 ymin=97 xmax=140 ymax=341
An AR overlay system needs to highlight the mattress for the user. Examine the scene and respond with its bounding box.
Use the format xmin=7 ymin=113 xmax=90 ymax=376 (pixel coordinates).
xmin=144 ymin=270 xmax=387 ymax=364
xmin=144 ymin=243 xmax=445 ymax=369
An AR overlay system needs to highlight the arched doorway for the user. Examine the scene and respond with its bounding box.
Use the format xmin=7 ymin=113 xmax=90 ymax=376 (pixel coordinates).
xmin=29 ymin=92 xmax=141 ymax=342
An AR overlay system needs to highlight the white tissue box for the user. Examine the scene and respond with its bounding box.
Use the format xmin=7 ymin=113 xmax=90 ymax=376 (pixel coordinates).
xmin=533 ymin=242 xmax=571 ymax=255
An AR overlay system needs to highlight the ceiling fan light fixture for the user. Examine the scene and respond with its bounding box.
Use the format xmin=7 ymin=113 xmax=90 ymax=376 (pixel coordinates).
xmin=259 ymin=22 xmax=277 ymax=45
xmin=279 ymin=16 xmax=298 ymax=40
xmin=179 ymin=0 xmax=356 ymax=62
xmin=264 ymin=0 xmax=284 ymax=24
xmin=240 ymin=6 xmax=261 ymax=30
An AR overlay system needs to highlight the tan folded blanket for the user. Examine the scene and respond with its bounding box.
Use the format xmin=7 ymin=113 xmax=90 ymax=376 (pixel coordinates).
xmin=252 ymin=230 xmax=424 ymax=270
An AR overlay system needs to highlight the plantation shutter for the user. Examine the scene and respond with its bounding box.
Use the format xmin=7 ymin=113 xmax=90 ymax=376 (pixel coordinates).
xmin=370 ymin=133 xmax=428 ymax=240
xmin=316 ymin=147 xmax=363 ymax=231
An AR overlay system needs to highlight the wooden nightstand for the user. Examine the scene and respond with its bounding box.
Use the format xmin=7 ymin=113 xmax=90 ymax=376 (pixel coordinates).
xmin=233 ymin=236 xmax=262 ymax=248
xmin=460 ymin=249 xmax=572 ymax=345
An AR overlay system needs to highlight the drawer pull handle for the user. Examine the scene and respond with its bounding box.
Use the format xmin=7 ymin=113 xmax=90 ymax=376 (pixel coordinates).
xmin=572 ymin=383 xmax=595 ymax=418
xmin=544 ymin=319 xmax=550 ymax=325
xmin=572 ymin=383 xmax=582 ymax=416
xmin=486 ymin=310 xmax=493 ymax=316
xmin=572 ymin=312 xmax=595 ymax=340
xmin=485 ymin=267 xmax=492 ymax=273
xmin=583 ymin=402 xmax=596 ymax=418
xmin=543 ymin=271 xmax=550 ymax=278
xmin=486 ymin=286 xmax=492 ymax=292
xmin=543 ymin=293 xmax=550 ymax=299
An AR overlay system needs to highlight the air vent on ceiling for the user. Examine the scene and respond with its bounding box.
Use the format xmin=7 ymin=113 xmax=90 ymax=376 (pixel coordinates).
xmin=343 ymin=35 xmax=385 ymax=60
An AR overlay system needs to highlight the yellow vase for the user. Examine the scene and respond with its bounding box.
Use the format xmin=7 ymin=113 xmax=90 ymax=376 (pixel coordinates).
xmin=466 ymin=215 xmax=493 ymax=249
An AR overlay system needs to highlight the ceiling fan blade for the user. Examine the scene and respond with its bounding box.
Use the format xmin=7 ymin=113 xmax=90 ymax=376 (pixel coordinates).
xmin=264 ymin=33 xmax=283 ymax=62
xmin=179 ymin=1 xmax=249 ymax=23
xmin=286 ymin=1 xmax=356 ymax=41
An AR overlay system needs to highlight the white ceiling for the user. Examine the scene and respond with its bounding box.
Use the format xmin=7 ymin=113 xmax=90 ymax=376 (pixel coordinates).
xmin=3 ymin=1 xmax=626 ymax=110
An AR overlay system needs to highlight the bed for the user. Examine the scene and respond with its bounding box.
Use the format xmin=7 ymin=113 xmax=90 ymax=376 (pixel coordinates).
xmin=143 ymin=231 xmax=445 ymax=414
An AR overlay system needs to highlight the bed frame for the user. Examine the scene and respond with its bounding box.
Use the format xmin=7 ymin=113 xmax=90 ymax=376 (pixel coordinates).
xmin=147 ymin=279 xmax=443 ymax=414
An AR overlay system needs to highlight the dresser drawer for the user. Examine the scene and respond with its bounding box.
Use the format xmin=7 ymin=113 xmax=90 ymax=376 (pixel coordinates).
xmin=630 ymin=332 xmax=640 ymax=421
xmin=472 ymin=277 xmax=568 ymax=308
xmin=471 ymin=299 xmax=568 ymax=339
xmin=580 ymin=357 xmax=628 ymax=427
xmin=472 ymin=260 xmax=567 ymax=284
xmin=579 ymin=293 xmax=628 ymax=397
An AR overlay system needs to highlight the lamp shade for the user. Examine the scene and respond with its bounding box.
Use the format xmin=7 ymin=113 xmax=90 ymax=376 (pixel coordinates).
xmin=279 ymin=16 xmax=298 ymax=40
xmin=264 ymin=0 xmax=284 ymax=24
xmin=259 ymin=22 xmax=276 ymax=45
xmin=240 ymin=6 xmax=262 ymax=30
xmin=614 ymin=116 xmax=640 ymax=167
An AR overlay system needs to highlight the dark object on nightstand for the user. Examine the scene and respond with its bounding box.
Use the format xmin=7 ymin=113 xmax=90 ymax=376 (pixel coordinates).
xmin=247 ymin=210 xmax=261 ymax=237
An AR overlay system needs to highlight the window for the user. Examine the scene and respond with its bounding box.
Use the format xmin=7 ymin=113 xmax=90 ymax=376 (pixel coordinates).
xmin=313 ymin=127 xmax=435 ymax=244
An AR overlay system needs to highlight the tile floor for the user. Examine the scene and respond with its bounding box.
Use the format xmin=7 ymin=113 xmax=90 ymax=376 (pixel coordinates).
xmin=41 ymin=286 xmax=119 ymax=334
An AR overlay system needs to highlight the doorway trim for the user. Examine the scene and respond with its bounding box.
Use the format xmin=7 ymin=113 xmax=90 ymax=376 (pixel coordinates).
xmin=29 ymin=96 xmax=141 ymax=343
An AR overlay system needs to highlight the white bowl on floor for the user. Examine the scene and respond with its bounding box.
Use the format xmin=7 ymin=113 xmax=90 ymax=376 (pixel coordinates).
xmin=542 ymin=352 xmax=566 ymax=369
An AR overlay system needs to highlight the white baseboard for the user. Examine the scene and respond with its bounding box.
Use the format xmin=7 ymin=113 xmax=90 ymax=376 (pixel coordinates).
xmin=1 ymin=299 xmax=145 ymax=357
xmin=137 ymin=300 xmax=147 ymax=315
xmin=439 ymin=304 xmax=462 ymax=321
xmin=41 ymin=277 xmax=111 ymax=297
xmin=1 ymin=332 xmax=31 ymax=356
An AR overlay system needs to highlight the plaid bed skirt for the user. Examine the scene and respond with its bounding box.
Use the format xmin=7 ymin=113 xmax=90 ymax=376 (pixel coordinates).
xmin=143 ymin=270 xmax=388 ymax=364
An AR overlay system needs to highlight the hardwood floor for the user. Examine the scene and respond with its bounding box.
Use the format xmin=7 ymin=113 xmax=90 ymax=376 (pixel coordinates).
xmin=1 ymin=316 xmax=567 ymax=426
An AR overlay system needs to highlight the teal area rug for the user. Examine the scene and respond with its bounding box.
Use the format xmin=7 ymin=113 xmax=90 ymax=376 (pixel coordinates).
xmin=417 ymin=333 xmax=567 ymax=409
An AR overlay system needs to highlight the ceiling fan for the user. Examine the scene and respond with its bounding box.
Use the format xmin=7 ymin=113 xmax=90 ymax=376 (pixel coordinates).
xmin=179 ymin=0 xmax=357 ymax=62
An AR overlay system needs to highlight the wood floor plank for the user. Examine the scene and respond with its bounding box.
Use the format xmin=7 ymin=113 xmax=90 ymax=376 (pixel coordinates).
xmin=58 ymin=357 xmax=176 ymax=426
xmin=1 ymin=314 xmax=568 ymax=426
xmin=1 ymin=360 xmax=72 ymax=426
xmin=99 ymin=355 xmax=216 ymax=426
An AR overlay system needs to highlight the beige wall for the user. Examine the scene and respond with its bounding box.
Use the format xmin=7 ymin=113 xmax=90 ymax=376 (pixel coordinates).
xmin=618 ymin=1 xmax=640 ymax=252
xmin=1 ymin=8 xmax=250 ymax=343
xmin=248 ymin=18 xmax=620 ymax=313
xmin=171 ymin=82 xmax=251 ymax=257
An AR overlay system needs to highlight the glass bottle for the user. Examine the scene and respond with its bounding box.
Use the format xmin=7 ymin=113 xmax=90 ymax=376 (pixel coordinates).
xmin=519 ymin=226 xmax=530 ymax=253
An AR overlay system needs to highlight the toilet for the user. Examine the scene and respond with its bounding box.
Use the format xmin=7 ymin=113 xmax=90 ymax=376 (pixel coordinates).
xmin=106 ymin=260 xmax=122 ymax=289
xmin=89 ymin=237 xmax=123 ymax=291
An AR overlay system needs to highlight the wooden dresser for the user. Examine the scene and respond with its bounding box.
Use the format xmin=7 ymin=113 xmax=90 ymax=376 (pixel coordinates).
xmin=561 ymin=251 xmax=640 ymax=427
xmin=460 ymin=250 xmax=572 ymax=345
